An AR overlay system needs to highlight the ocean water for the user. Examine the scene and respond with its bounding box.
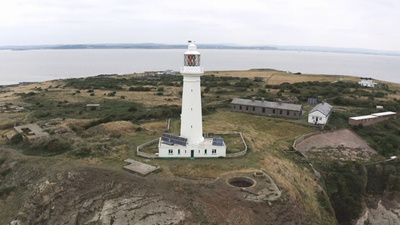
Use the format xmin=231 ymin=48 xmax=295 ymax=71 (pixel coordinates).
xmin=0 ymin=49 xmax=399 ymax=85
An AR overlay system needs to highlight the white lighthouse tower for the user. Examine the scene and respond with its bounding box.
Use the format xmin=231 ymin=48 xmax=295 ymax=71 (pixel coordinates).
xmin=158 ymin=41 xmax=226 ymax=158
xmin=180 ymin=41 xmax=204 ymax=144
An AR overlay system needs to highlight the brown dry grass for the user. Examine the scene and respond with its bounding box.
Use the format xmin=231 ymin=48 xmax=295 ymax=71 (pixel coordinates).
xmin=260 ymin=155 xmax=323 ymax=220
xmin=205 ymin=69 xmax=360 ymax=85
xmin=85 ymin=121 xmax=136 ymax=137
xmin=0 ymin=113 xmax=27 ymax=126
xmin=140 ymin=120 xmax=168 ymax=133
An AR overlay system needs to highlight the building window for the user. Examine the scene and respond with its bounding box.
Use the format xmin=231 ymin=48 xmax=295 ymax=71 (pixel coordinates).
xmin=252 ymin=107 xmax=255 ymax=111
xmin=246 ymin=106 xmax=249 ymax=111
xmin=178 ymin=149 xmax=180 ymax=155
xmin=205 ymin=149 xmax=207 ymax=155
xmin=212 ymin=149 xmax=217 ymax=154
xmin=233 ymin=106 xmax=236 ymax=109
xmin=280 ymin=110 xmax=282 ymax=115
xmin=262 ymin=108 xmax=265 ymax=113
xmin=273 ymin=109 xmax=275 ymax=114
xmin=287 ymin=111 xmax=290 ymax=116
xmin=294 ymin=113 xmax=296 ymax=117
xmin=168 ymin=149 xmax=173 ymax=155
xmin=240 ymin=106 xmax=242 ymax=110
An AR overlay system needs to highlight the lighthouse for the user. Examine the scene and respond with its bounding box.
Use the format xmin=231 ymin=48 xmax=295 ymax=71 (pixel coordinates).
xmin=158 ymin=41 xmax=226 ymax=158
xmin=180 ymin=41 xmax=204 ymax=144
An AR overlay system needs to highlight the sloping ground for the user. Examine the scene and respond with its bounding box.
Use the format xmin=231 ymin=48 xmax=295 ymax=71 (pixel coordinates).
xmin=295 ymin=129 xmax=377 ymax=161
xmin=85 ymin=121 xmax=136 ymax=137
xmin=1 ymin=146 xmax=327 ymax=225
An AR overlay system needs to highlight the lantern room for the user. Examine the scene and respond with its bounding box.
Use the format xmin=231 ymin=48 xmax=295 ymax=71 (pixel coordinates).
xmin=184 ymin=41 xmax=200 ymax=67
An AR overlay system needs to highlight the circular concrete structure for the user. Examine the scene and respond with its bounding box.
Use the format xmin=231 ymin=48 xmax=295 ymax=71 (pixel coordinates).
xmin=227 ymin=176 xmax=256 ymax=188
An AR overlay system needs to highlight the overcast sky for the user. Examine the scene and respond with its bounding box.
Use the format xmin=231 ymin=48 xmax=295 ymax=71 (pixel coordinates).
xmin=1 ymin=0 xmax=399 ymax=51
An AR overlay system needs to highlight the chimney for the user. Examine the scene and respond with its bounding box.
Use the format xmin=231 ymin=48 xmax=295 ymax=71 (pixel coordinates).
xmin=252 ymin=97 xmax=256 ymax=102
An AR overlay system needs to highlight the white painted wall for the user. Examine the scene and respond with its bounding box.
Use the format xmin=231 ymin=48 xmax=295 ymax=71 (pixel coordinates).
xmin=158 ymin=141 xmax=226 ymax=158
xmin=308 ymin=111 xmax=329 ymax=125
xmin=358 ymin=80 xmax=377 ymax=87
xmin=180 ymin=74 xmax=204 ymax=144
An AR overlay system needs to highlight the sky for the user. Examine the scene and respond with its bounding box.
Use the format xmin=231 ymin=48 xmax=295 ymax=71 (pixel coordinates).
xmin=1 ymin=0 xmax=399 ymax=51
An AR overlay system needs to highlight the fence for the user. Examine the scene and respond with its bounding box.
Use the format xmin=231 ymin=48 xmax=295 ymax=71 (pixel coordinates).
xmin=136 ymin=138 xmax=159 ymax=159
xmin=136 ymin=132 xmax=248 ymax=159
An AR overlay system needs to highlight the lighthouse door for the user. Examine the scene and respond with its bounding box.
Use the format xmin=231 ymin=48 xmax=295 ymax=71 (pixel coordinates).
xmin=191 ymin=150 xmax=194 ymax=158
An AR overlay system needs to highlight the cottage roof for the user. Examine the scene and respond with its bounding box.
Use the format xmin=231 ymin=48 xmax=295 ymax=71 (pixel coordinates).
xmin=309 ymin=102 xmax=333 ymax=116
xmin=349 ymin=115 xmax=377 ymax=120
xmin=371 ymin=111 xmax=397 ymax=117
xmin=86 ymin=104 xmax=100 ymax=107
xmin=231 ymin=98 xmax=302 ymax=111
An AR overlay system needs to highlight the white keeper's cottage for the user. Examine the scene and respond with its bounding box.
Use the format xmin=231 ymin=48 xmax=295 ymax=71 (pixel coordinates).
xmin=308 ymin=102 xmax=333 ymax=125
xmin=358 ymin=77 xmax=377 ymax=87
xmin=158 ymin=41 xmax=226 ymax=158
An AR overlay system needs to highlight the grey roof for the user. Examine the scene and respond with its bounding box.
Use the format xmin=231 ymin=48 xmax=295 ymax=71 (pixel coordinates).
xmin=231 ymin=98 xmax=302 ymax=111
xmin=309 ymin=102 xmax=333 ymax=116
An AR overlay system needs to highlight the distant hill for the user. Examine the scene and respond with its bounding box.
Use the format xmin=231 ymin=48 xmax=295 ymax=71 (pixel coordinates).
xmin=0 ymin=43 xmax=276 ymax=51
xmin=0 ymin=43 xmax=399 ymax=56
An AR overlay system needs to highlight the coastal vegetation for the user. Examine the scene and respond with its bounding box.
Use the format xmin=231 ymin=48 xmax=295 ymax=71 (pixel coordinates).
xmin=0 ymin=69 xmax=399 ymax=224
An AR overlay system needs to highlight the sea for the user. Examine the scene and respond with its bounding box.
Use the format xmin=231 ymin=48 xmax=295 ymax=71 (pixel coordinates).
xmin=0 ymin=49 xmax=399 ymax=85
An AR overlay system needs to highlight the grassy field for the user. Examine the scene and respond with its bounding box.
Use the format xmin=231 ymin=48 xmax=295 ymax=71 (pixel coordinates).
xmin=1 ymin=69 xmax=399 ymax=224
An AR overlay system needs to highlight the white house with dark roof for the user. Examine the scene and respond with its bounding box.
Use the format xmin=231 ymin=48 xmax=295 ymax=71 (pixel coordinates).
xmin=308 ymin=102 xmax=333 ymax=125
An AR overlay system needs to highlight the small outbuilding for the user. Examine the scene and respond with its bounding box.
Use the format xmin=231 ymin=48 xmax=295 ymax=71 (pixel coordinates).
xmin=308 ymin=102 xmax=333 ymax=125
xmin=358 ymin=77 xmax=377 ymax=88
xmin=86 ymin=104 xmax=100 ymax=111
xmin=349 ymin=111 xmax=397 ymax=126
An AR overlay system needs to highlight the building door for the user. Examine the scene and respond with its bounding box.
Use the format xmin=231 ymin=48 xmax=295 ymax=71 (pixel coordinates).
xmin=191 ymin=150 xmax=194 ymax=158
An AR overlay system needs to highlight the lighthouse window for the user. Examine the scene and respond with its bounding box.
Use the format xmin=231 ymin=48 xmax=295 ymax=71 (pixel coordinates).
xmin=184 ymin=54 xmax=200 ymax=66
xmin=178 ymin=149 xmax=181 ymax=155
xmin=168 ymin=149 xmax=173 ymax=154
xmin=204 ymin=149 xmax=207 ymax=155
xmin=212 ymin=149 xmax=217 ymax=154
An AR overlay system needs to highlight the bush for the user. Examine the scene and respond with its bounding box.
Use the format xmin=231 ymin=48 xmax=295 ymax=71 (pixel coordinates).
xmin=107 ymin=91 xmax=116 ymax=97
xmin=10 ymin=133 xmax=23 ymax=144
xmin=129 ymin=86 xmax=151 ymax=92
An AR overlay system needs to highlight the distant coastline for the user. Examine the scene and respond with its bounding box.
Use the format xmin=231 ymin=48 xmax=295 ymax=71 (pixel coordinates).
xmin=1 ymin=43 xmax=399 ymax=56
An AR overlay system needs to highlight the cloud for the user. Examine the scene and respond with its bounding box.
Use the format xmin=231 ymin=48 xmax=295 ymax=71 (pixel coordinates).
xmin=0 ymin=0 xmax=399 ymax=50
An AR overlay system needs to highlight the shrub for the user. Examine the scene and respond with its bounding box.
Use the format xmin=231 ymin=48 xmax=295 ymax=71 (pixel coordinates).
xmin=10 ymin=133 xmax=23 ymax=144
xmin=129 ymin=86 xmax=151 ymax=92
